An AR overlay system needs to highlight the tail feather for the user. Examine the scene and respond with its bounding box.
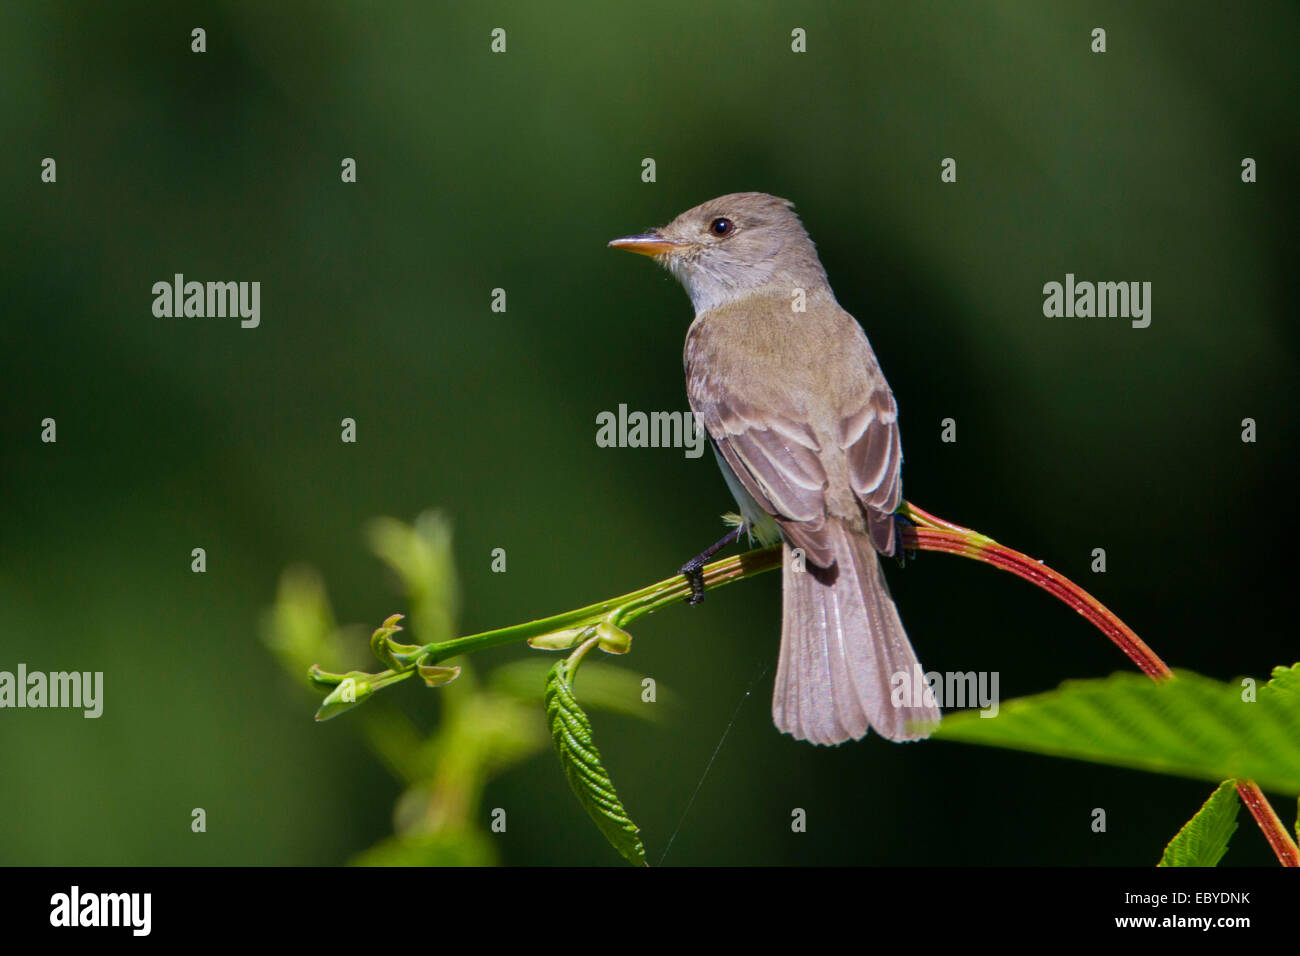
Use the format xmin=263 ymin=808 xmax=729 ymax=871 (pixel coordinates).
xmin=772 ymin=523 xmax=940 ymax=745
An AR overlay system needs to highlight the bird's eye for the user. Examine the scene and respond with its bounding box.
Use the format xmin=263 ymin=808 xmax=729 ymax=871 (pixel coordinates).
xmin=709 ymin=217 xmax=735 ymax=237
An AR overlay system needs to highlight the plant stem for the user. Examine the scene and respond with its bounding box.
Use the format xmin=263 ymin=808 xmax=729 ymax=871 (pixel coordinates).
xmin=342 ymin=499 xmax=1298 ymax=866
xmin=897 ymin=503 xmax=1172 ymax=680
xmin=1235 ymin=780 xmax=1300 ymax=867
xmin=413 ymin=546 xmax=781 ymax=664
xmin=895 ymin=503 xmax=1295 ymax=867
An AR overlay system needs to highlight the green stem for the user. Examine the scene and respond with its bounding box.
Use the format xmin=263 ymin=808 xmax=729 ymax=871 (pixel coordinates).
xmin=566 ymin=633 xmax=601 ymax=680
xmin=315 ymin=500 xmax=1296 ymax=865
xmin=410 ymin=545 xmax=781 ymax=664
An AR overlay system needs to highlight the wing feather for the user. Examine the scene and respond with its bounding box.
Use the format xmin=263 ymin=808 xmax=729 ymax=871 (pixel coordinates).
xmin=701 ymin=394 xmax=836 ymax=567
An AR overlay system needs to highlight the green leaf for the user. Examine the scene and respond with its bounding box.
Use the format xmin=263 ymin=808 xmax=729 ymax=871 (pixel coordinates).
xmin=314 ymin=676 xmax=375 ymax=721
xmin=313 ymin=668 xmax=412 ymax=721
xmin=545 ymin=658 xmax=647 ymax=866
xmin=1158 ymin=780 xmax=1240 ymax=867
xmin=528 ymin=626 xmax=592 ymax=651
xmin=595 ymin=621 xmax=633 ymax=655
xmin=932 ymin=666 xmax=1300 ymax=795
xmin=417 ymin=663 xmax=461 ymax=687
xmin=369 ymin=613 xmax=408 ymax=669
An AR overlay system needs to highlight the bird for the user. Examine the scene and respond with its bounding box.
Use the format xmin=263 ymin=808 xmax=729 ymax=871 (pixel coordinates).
xmin=609 ymin=192 xmax=940 ymax=745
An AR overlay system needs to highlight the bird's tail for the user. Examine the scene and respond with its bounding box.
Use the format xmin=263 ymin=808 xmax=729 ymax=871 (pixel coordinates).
xmin=772 ymin=521 xmax=940 ymax=745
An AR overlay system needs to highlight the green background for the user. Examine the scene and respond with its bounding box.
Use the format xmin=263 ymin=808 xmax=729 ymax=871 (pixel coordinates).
xmin=2 ymin=0 xmax=1296 ymax=865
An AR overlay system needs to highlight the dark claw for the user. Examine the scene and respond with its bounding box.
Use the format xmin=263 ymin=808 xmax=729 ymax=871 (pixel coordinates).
xmin=678 ymin=524 xmax=743 ymax=607
xmin=893 ymin=512 xmax=916 ymax=567
xmin=680 ymin=560 xmax=707 ymax=605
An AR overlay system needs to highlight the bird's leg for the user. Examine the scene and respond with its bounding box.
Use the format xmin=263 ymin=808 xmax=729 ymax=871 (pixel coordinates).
xmin=679 ymin=525 xmax=745 ymax=606
xmin=893 ymin=512 xmax=915 ymax=567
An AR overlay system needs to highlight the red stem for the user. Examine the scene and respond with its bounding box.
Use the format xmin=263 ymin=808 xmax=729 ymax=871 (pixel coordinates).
xmin=1235 ymin=781 xmax=1299 ymax=867
xmin=900 ymin=501 xmax=1298 ymax=867
xmin=901 ymin=526 xmax=1172 ymax=680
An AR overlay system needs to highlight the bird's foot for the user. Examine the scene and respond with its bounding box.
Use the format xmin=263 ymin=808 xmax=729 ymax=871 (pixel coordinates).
xmin=893 ymin=512 xmax=916 ymax=568
xmin=678 ymin=524 xmax=744 ymax=606
xmin=679 ymin=556 xmax=708 ymax=606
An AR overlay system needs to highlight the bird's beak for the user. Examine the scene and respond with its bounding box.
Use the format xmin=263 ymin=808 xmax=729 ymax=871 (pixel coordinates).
xmin=607 ymin=232 xmax=684 ymax=257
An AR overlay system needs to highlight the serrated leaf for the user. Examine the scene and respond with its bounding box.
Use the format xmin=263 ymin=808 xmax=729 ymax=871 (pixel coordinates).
xmin=1262 ymin=663 xmax=1300 ymax=697
xmin=545 ymin=658 xmax=647 ymax=865
xmin=1158 ymin=780 xmax=1240 ymax=867
xmin=932 ymin=666 xmax=1300 ymax=795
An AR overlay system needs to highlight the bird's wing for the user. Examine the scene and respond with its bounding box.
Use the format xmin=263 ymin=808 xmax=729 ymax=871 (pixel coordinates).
xmin=839 ymin=382 xmax=903 ymax=554
xmin=694 ymin=389 xmax=837 ymax=568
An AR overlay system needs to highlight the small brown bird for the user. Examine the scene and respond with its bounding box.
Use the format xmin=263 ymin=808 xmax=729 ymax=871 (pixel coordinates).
xmin=609 ymin=192 xmax=940 ymax=745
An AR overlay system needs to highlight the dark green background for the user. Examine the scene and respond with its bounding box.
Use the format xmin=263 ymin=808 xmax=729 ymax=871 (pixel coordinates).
xmin=3 ymin=1 xmax=1296 ymax=865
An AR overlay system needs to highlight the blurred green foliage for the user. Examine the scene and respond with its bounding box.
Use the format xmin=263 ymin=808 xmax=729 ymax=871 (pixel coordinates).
xmin=263 ymin=511 xmax=661 ymax=865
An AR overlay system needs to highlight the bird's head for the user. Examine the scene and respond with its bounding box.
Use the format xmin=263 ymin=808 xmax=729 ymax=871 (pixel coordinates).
xmin=608 ymin=192 xmax=828 ymax=314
